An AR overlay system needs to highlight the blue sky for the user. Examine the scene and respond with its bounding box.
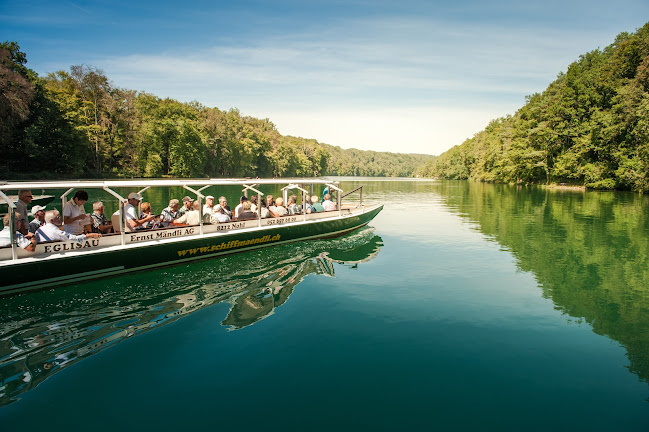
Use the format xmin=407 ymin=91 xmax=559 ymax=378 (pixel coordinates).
xmin=2 ymin=0 xmax=649 ymax=155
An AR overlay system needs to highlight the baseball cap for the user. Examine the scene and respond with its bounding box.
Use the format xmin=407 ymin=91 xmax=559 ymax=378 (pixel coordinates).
xmin=30 ymin=205 xmax=46 ymax=214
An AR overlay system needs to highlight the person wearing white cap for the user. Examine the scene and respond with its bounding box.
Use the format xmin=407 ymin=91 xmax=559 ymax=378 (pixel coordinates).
xmin=203 ymin=195 xmax=216 ymax=220
xmin=123 ymin=192 xmax=156 ymax=231
xmin=28 ymin=205 xmax=47 ymax=234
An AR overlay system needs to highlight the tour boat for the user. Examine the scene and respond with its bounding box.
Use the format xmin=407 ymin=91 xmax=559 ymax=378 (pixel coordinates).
xmin=0 ymin=178 xmax=382 ymax=295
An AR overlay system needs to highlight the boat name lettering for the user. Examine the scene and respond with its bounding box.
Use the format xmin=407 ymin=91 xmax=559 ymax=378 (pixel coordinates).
xmin=177 ymin=234 xmax=281 ymax=257
xmin=216 ymin=222 xmax=245 ymax=231
xmin=129 ymin=228 xmax=196 ymax=242
xmin=155 ymin=228 xmax=195 ymax=239
xmin=43 ymin=239 xmax=100 ymax=253
xmin=265 ymin=217 xmax=297 ymax=226
xmin=130 ymin=233 xmax=155 ymax=242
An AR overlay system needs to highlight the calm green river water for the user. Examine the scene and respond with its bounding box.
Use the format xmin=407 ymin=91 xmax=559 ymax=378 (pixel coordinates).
xmin=1 ymin=178 xmax=648 ymax=430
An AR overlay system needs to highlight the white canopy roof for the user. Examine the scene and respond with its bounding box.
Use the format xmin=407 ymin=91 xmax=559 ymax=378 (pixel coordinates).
xmin=0 ymin=178 xmax=339 ymax=191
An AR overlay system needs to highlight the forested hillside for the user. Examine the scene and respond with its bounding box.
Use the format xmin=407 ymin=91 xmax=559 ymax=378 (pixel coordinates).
xmin=426 ymin=23 xmax=649 ymax=192
xmin=0 ymin=42 xmax=435 ymax=180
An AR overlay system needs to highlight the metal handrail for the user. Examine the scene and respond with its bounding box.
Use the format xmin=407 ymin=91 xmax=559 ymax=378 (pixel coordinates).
xmin=341 ymin=186 xmax=363 ymax=199
xmin=341 ymin=185 xmax=363 ymax=208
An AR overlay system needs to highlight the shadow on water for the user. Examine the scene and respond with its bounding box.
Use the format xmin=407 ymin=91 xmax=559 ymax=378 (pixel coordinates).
xmin=434 ymin=180 xmax=649 ymax=388
xmin=0 ymin=227 xmax=383 ymax=406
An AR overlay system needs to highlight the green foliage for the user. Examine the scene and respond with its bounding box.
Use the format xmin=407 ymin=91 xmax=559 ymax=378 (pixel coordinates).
xmin=439 ymin=180 xmax=649 ymax=384
xmin=0 ymin=41 xmax=36 ymax=160
xmin=323 ymin=143 xmax=434 ymax=177
xmin=431 ymin=22 xmax=649 ymax=192
xmin=0 ymin=43 xmax=435 ymax=179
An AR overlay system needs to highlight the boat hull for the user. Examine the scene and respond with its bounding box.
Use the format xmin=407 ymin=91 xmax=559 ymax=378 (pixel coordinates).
xmin=0 ymin=205 xmax=382 ymax=295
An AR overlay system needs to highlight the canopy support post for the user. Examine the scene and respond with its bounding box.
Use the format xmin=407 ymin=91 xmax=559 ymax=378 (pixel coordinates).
xmin=103 ymin=187 xmax=127 ymax=246
xmin=0 ymin=191 xmax=18 ymax=260
xmin=183 ymin=185 xmax=205 ymax=235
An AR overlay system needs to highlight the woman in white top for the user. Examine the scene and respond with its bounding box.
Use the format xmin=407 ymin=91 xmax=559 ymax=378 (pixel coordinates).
xmin=63 ymin=190 xmax=89 ymax=235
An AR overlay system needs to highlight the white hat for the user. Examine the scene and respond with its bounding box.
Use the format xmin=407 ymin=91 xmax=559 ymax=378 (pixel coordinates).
xmin=30 ymin=205 xmax=46 ymax=214
xmin=213 ymin=204 xmax=222 ymax=211
xmin=205 ymin=195 xmax=214 ymax=200
xmin=128 ymin=192 xmax=142 ymax=200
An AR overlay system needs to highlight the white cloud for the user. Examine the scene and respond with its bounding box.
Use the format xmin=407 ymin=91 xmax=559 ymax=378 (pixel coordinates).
xmin=92 ymin=14 xmax=628 ymax=154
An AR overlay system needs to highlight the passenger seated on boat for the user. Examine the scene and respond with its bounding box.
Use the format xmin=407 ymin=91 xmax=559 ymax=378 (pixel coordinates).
xmin=0 ymin=212 xmax=37 ymax=252
xmin=237 ymin=201 xmax=257 ymax=221
xmin=250 ymin=195 xmax=258 ymax=213
xmin=266 ymin=195 xmax=274 ymax=208
xmin=16 ymin=189 xmax=33 ymax=235
xmin=28 ymin=205 xmax=47 ymax=234
xmin=111 ymin=210 xmax=121 ymax=233
xmin=175 ymin=201 xmax=201 ymax=225
xmin=322 ymin=193 xmax=336 ymax=211
xmin=63 ymin=190 xmax=90 ymax=236
xmin=203 ymin=195 xmax=216 ymax=220
xmin=269 ymin=197 xmax=288 ymax=217
xmin=124 ymin=193 xmax=156 ymax=232
xmin=90 ymin=201 xmax=113 ymax=234
xmin=219 ymin=196 xmax=233 ymax=218
xmin=210 ymin=204 xmax=231 ymax=223
xmin=234 ymin=196 xmax=248 ymax=219
xmin=258 ymin=199 xmax=270 ymax=218
xmin=36 ymin=210 xmax=101 ymax=244
xmin=287 ymin=195 xmax=302 ymax=215
xmin=179 ymin=196 xmax=193 ymax=216
xmin=138 ymin=202 xmax=156 ymax=229
xmin=307 ymin=195 xmax=324 ymax=213
xmin=159 ymin=199 xmax=181 ymax=227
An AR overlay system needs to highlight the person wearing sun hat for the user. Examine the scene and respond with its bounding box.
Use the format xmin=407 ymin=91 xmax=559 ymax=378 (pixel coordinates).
xmin=28 ymin=205 xmax=47 ymax=233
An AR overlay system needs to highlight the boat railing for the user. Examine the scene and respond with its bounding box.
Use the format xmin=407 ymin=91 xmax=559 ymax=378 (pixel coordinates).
xmin=341 ymin=186 xmax=363 ymax=208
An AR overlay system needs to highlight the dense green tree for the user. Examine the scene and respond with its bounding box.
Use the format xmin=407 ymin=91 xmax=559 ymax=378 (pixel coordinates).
xmin=431 ymin=23 xmax=649 ymax=192
xmin=0 ymin=41 xmax=36 ymax=168
xmin=1 ymin=41 xmax=435 ymax=180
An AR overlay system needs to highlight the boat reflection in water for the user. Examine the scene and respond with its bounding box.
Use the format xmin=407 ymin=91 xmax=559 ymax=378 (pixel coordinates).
xmin=0 ymin=227 xmax=382 ymax=406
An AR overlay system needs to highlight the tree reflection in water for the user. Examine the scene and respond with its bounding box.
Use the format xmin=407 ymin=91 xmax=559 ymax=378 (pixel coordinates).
xmin=434 ymin=181 xmax=649 ymax=389
xmin=0 ymin=227 xmax=382 ymax=406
